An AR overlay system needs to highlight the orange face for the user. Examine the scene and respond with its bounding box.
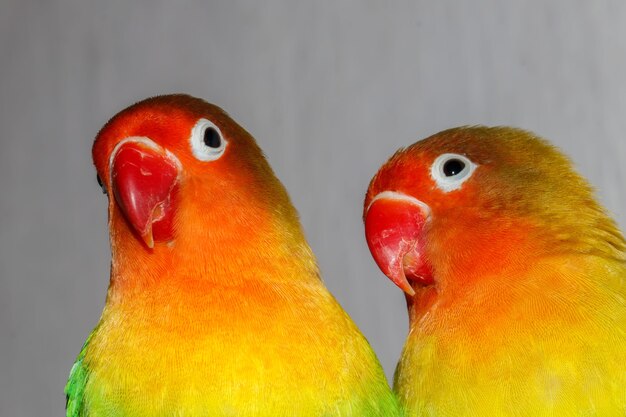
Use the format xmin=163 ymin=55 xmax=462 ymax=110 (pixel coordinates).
xmin=92 ymin=95 xmax=288 ymax=253
xmin=364 ymin=135 xmax=489 ymax=295
xmin=363 ymin=126 xmax=612 ymax=296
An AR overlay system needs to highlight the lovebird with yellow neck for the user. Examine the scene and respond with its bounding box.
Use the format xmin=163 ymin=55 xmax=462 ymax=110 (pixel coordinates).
xmin=364 ymin=127 xmax=626 ymax=416
xmin=65 ymin=94 xmax=400 ymax=417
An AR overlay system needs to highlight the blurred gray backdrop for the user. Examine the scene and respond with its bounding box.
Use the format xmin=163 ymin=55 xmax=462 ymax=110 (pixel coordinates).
xmin=1 ymin=1 xmax=626 ymax=416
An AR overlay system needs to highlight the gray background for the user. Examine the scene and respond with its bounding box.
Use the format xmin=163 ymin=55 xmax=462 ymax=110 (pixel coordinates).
xmin=1 ymin=1 xmax=625 ymax=416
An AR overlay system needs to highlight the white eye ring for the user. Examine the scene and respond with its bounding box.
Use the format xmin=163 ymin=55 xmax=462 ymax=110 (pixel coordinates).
xmin=430 ymin=153 xmax=477 ymax=192
xmin=190 ymin=118 xmax=227 ymax=161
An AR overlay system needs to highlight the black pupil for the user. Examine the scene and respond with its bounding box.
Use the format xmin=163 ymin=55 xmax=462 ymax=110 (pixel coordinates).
xmin=442 ymin=159 xmax=465 ymax=177
xmin=203 ymin=127 xmax=221 ymax=148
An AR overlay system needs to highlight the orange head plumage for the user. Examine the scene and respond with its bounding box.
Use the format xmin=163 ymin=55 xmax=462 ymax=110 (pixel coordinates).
xmin=93 ymin=94 xmax=313 ymax=289
xmin=364 ymin=126 xmax=625 ymax=296
xmin=73 ymin=95 xmax=402 ymax=417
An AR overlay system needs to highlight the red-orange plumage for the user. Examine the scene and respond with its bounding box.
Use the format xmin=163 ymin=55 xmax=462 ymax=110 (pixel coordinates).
xmin=364 ymin=126 xmax=626 ymax=416
xmin=66 ymin=95 xmax=401 ymax=417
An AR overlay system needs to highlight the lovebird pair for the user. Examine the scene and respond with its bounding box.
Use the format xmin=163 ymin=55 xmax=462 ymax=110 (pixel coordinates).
xmin=67 ymin=95 xmax=626 ymax=417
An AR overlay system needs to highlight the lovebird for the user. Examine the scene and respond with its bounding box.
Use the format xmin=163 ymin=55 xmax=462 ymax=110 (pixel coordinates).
xmin=66 ymin=94 xmax=400 ymax=417
xmin=363 ymin=127 xmax=626 ymax=416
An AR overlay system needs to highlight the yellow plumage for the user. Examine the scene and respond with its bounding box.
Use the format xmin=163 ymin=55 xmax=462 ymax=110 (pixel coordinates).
xmin=66 ymin=95 xmax=400 ymax=416
xmin=364 ymin=126 xmax=626 ymax=416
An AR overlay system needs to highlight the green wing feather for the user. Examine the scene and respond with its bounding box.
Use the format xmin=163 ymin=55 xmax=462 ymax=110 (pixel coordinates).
xmin=65 ymin=330 xmax=95 ymax=417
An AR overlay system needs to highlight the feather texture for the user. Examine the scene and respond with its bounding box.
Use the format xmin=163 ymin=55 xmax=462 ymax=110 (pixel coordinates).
xmin=67 ymin=95 xmax=400 ymax=417
xmin=365 ymin=126 xmax=626 ymax=416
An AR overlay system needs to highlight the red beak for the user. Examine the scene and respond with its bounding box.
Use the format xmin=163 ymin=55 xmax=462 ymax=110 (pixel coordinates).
xmin=110 ymin=138 xmax=180 ymax=248
xmin=364 ymin=192 xmax=432 ymax=295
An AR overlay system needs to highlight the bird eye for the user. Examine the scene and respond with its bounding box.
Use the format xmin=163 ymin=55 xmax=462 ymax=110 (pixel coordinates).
xmin=442 ymin=159 xmax=465 ymax=177
xmin=203 ymin=127 xmax=221 ymax=148
xmin=96 ymin=174 xmax=107 ymax=194
xmin=190 ymin=118 xmax=227 ymax=161
xmin=430 ymin=153 xmax=477 ymax=192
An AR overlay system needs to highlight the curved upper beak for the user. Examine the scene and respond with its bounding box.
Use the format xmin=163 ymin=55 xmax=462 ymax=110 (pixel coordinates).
xmin=364 ymin=191 xmax=432 ymax=296
xmin=109 ymin=137 xmax=181 ymax=248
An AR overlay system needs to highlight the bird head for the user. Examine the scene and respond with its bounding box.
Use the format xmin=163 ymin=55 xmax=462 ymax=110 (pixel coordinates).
xmin=363 ymin=127 xmax=625 ymax=296
xmin=93 ymin=95 xmax=306 ymax=275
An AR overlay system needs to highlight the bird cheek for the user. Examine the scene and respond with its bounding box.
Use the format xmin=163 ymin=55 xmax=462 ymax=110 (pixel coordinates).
xmin=110 ymin=138 xmax=181 ymax=248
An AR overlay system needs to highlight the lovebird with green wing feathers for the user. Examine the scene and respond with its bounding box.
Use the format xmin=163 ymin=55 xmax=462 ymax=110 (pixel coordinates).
xmin=66 ymin=94 xmax=400 ymax=417
xmin=364 ymin=126 xmax=626 ymax=416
